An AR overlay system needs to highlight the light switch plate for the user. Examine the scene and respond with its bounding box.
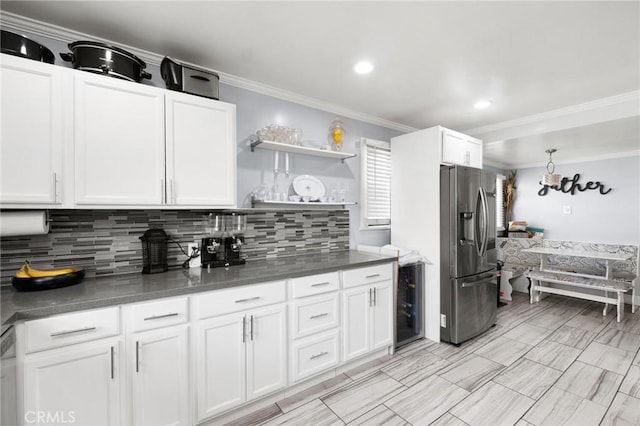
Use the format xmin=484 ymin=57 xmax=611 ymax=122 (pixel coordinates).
xmin=563 ymin=205 xmax=572 ymax=215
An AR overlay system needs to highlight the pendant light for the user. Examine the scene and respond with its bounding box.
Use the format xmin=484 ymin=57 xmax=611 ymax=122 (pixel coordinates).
xmin=542 ymin=148 xmax=561 ymax=186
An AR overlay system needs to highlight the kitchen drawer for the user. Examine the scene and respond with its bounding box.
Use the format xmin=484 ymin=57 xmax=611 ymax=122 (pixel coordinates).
xmin=290 ymin=329 xmax=340 ymax=383
xmin=290 ymin=272 xmax=340 ymax=299
xmin=342 ymin=263 xmax=393 ymax=289
xmin=194 ymin=280 xmax=286 ymax=320
xmin=24 ymin=307 xmax=120 ymax=353
xmin=127 ymin=296 xmax=188 ymax=333
xmin=291 ymin=293 xmax=339 ymax=339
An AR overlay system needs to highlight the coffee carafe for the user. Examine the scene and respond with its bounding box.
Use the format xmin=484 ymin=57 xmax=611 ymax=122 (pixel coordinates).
xmin=225 ymin=213 xmax=246 ymax=266
xmin=201 ymin=213 xmax=225 ymax=268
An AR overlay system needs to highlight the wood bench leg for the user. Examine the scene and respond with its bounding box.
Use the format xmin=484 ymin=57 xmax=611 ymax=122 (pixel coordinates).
xmin=617 ymin=292 xmax=624 ymax=322
xmin=530 ymin=280 xmax=539 ymax=304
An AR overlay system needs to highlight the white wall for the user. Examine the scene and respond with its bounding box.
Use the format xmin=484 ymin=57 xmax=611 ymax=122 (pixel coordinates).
xmin=512 ymin=155 xmax=640 ymax=244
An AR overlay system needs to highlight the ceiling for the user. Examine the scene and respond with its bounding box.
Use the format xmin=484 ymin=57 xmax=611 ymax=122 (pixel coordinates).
xmin=2 ymin=1 xmax=639 ymax=168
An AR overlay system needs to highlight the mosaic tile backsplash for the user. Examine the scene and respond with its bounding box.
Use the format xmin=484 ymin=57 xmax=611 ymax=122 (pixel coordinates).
xmin=0 ymin=209 xmax=349 ymax=286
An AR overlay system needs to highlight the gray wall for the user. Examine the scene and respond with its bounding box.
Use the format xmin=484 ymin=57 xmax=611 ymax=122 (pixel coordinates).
xmin=5 ymin=26 xmax=403 ymax=248
xmin=512 ymin=156 xmax=640 ymax=244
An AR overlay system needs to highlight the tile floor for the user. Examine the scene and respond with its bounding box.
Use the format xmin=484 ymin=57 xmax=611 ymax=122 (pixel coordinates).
xmin=229 ymin=293 xmax=640 ymax=425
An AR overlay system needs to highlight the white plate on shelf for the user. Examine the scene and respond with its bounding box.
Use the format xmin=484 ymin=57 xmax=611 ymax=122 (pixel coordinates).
xmin=292 ymin=175 xmax=326 ymax=200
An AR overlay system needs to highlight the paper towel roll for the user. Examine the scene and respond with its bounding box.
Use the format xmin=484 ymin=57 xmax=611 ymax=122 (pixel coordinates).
xmin=0 ymin=211 xmax=50 ymax=237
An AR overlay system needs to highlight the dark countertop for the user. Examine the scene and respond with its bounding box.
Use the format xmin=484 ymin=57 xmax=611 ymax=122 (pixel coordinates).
xmin=1 ymin=250 xmax=396 ymax=330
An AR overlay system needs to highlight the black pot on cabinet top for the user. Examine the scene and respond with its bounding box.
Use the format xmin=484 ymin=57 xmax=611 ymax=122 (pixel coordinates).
xmin=59 ymin=40 xmax=152 ymax=83
xmin=1 ymin=30 xmax=55 ymax=64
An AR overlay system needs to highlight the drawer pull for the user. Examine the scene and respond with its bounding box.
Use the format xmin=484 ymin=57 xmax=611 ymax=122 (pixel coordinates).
xmin=110 ymin=346 xmax=115 ymax=379
xmin=144 ymin=312 xmax=179 ymax=321
xmin=235 ymin=296 xmax=261 ymax=303
xmin=366 ymin=274 xmax=381 ymax=279
xmin=309 ymin=313 xmax=329 ymax=320
xmin=311 ymin=282 xmax=331 ymax=287
xmin=310 ymin=351 xmax=329 ymax=360
xmin=50 ymin=326 xmax=97 ymax=337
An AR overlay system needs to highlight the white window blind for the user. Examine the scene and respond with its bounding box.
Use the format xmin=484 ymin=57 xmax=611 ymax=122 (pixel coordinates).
xmin=361 ymin=138 xmax=391 ymax=227
xmin=496 ymin=174 xmax=506 ymax=230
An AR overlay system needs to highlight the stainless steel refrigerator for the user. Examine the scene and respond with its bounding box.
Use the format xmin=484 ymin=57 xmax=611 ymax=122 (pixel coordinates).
xmin=440 ymin=165 xmax=497 ymax=345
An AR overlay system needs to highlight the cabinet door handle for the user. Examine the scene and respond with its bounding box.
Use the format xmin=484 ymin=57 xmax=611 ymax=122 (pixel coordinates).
xmin=170 ymin=180 xmax=175 ymax=204
xmin=160 ymin=179 xmax=165 ymax=204
xmin=373 ymin=287 xmax=377 ymax=306
xmin=50 ymin=326 xmax=97 ymax=337
xmin=53 ymin=172 xmax=59 ymax=203
xmin=369 ymin=288 xmax=373 ymax=307
xmin=310 ymin=312 xmax=329 ymax=320
xmin=250 ymin=315 xmax=254 ymax=341
xmin=311 ymin=282 xmax=330 ymax=287
xmin=143 ymin=312 xmax=179 ymax=321
xmin=242 ymin=316 xmax=246 ymax=343
xmin=366 ymin=274 xmax=380 ymax=279
xmin=110 ymin=346 xmax=115 ymax=379
xmin=310 ymin=351 xmax=328 ymax=360
xmin=235 ymin=296 xmax=261 ymax=304
xmin=135 ymin=341 xmax=140 ymax=372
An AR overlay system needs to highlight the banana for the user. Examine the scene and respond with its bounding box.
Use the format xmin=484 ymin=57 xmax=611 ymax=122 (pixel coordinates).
xmin=14 ymin=264 xmax=30 ymax=278
xmin=17 ymin=261 xmax=76 ymax=278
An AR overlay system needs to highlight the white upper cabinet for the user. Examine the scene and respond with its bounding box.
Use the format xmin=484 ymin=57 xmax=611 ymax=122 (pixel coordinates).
xmin=441 ymin=127 xmax=483 ymax=169
xmin=165 ymin=93 xmax=236 ymax=207
xmin=74 ymin=72 xmax=166 ymax=205
xmin=1 ymin=54 xmax=237 ymax=209
xmin=0 ymin=54 xmax=65 ymax=206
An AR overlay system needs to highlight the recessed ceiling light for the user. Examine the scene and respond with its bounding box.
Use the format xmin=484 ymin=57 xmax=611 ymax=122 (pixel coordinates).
xmin=473 ymin=99 xmax=492 ymax=109
xmin=353 ymin=61 xmax=374 ymax=75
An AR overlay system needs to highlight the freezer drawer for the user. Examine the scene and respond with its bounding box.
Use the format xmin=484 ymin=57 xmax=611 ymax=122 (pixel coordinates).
xmin=441 ymin=271 xmax=497 ymax=344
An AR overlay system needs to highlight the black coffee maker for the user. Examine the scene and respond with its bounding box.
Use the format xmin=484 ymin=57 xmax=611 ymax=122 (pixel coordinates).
xmin=201 ymin=213 xmax=247 ymax=268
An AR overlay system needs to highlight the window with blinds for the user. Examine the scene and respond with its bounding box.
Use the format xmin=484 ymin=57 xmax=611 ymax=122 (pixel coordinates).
xmin=496 ymin=174 xmax=506 ymax=230
xmin=361 ymin=138 xmax=391 ymax=228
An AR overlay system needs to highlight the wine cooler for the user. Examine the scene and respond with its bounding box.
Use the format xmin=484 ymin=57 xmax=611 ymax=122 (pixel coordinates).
xmin=396 ymin=262 xmax=425 ymax=348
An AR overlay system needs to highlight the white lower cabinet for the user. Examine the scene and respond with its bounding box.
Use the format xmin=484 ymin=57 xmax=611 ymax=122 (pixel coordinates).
xmin=342 ymin=281 xmax=393 ymax=362
xmin=130 ymin=325 xmax=189 ymax=426
xmin=23 ymin=338 xmax=122 ymax=426
xmin=195 ymin=304 xmax=286 ymax=422
xmin=13 ymin=263 xmax=395 ymax=425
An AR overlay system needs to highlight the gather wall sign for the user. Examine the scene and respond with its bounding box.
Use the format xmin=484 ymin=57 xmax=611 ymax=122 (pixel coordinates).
xmin=538 ymin=173 xmax=612 ymax=196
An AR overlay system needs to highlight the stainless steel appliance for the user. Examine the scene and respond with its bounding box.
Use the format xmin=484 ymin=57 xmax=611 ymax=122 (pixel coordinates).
xmin=161 ymin=57 xmax=220 ymax=100
xmin=440 ymin=165 xmax=497 ymax=345
xmin=396 ymin=262 xmax=425 ymax=348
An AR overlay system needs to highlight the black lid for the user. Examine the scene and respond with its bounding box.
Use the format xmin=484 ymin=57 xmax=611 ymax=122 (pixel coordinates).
xmin=139 ymin=228 xmax=168 ymax=242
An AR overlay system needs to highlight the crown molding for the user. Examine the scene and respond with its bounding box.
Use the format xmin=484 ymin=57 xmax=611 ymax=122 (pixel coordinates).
xmin=465 ymin=90 xmax=640 ymax=142
xmin=0 ymin=11 xmax=417 ymax=133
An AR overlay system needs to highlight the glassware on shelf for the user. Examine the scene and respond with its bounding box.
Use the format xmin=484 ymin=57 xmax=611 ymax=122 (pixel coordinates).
xmin=338 ymin=182 xmax=350 ymax=202
xmin=329 ymin=119 xmax=346 ymax=151
xmin=256 ymin=124 xmax=303 ymax=145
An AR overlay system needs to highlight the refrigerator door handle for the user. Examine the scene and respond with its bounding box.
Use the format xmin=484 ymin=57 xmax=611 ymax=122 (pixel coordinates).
xmin=479 ymin=187 xmax=490 ymax=256
xmin=474 ymin=188 xmax=484 ymax=257
xmin=461 ymin=276 xmax=495 ymax=288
